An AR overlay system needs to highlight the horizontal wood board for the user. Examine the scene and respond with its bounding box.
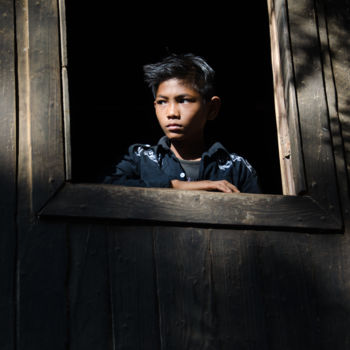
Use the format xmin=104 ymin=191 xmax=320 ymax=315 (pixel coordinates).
xmin=40 ymin=183 xmax=342 ymax=231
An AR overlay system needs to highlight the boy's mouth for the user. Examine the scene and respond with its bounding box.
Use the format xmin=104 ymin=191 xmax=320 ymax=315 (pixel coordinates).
xmin=166 ymin=123 xmax=183 ymax=131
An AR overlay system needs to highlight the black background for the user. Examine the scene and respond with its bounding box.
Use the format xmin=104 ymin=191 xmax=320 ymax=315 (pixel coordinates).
xmin=66 ymin=2 xmax=282 ymax=194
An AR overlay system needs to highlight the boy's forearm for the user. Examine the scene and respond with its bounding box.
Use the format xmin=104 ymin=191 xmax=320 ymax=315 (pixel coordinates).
xmin=170 ymin=179 xmax=240 ymax=193
xmin=171 ymin=179 xmax=206 ymax=191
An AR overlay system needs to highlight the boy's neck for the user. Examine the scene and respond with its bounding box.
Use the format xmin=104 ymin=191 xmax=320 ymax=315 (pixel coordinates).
xmin=170 ymin=138 xmax=206 ymax=161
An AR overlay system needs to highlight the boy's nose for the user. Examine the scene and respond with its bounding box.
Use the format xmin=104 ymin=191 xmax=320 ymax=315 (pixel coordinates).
xmin=167 ymin=102 xmax=180 ymax=118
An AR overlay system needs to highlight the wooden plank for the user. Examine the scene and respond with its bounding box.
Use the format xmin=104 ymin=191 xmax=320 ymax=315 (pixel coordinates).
xmin=16 ymin=0 xmax=65 ymax=214
xmin=153 ymin=227 xmax=215 ymax=349
xmin=268 ymin=0 xmax=307 ymax=195
xmin=210 ymin=230 xmax=269 ymax=349
xmin=276 ymin=0 xmax=307 ymax=196
xmin=61 ymin=66 xmax=72 ymax=181
xmin=28 ymin=0 xmax=65 ymax=211
xmin=107 ymin=225 xmax=160 ymax=349
xmin=322 ymin=0 xmax=350 ymax=180
xmin=58 ymin=0 xmax=72 ymax=180
xmin=319 ymin=0 xmax=350 ymax=230
xmin=15 ymin=0 xmax=68 ymax=349
xmin=0 ymin=0 xmax=17 ymax=348
xmin=16 ymin=222 xmax=68 ymax=350
xmin=40 ymin=183 xmax=342 ymax=231
xmin=58 ymin=0 xmax=68 ymax=67
xmin=68 ymin=224 xmax=113 ymax=349
xmin=287 ymin=0 xmax=341 ymax=214
xmin=268 ymin=0 xmax=297 ymax=195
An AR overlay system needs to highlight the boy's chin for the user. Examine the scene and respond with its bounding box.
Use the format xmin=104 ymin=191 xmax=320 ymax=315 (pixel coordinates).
xmin=167 ymin=134 xmax=187 ymax=143
xmin=166 ymin=131 xmax=204 ymax=145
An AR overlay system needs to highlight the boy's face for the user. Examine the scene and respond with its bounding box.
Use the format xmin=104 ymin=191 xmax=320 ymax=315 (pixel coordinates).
xmin=154 ymin=78 xmax=219 ymax=144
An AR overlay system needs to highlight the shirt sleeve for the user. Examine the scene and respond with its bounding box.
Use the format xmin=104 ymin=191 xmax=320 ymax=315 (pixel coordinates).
xmin=103 ymin=147 xmax=147 ymax=187
xmin=103 ymin=145 xmax=172 ymax=188
xmin=237 ymin=159 xmax=261 ymax=194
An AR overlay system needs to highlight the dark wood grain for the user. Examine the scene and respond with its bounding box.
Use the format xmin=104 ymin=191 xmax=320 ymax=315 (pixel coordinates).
xmin=319 ymin=0 xmax=350 ymax=228
xmin=269 ymin=0 xmax=307 ymax=195
xmin=0 ymin=1 xmax=17 ymax=348
xmin=15 ymin=0 xmax=67 ymax=349
xmin=210 ymin=230 xmax=269 ymax=349
xmin=108 ymin=225 xmax=160 ymax=349
xmin=40 ymin=183 xmax=342 ymax=231
xmin=15 ymin=0 xmax=65 ymax=213
xmin=154 ymin=227 xmax=215 ymax=349
xmin=288 ymin=0 xmax=341 ymax=214
xmin=68 ymin=224 xmax=113 ymax=349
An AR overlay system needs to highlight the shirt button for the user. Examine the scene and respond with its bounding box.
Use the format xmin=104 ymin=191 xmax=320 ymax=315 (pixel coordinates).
xmin=180 ymin=172 xmax=186 ymax=178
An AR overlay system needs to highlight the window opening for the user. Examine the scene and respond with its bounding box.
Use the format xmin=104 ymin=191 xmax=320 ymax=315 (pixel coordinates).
xmin=65 ymin=2 xmax=282 ymax=194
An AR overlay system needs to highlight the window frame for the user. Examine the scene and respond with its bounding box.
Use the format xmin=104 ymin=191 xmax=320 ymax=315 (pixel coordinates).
xmin=38 ymin=0 xmax=343 ymax=233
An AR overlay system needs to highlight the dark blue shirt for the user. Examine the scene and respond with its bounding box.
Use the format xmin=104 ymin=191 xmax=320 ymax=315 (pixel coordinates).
xmin=104 ymin=137 xmax=261 ymax=193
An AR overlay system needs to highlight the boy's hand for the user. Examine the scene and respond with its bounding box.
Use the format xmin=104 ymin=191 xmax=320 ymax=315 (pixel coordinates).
xmin=171 ymin=179 xmax=240 ymax=193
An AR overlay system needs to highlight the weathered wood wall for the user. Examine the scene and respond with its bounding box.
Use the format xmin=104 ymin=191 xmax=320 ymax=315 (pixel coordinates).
xmin=0 ymin=1 xmax=17 ymax=349
xmin=14 ymin=0 xmax=67 ymax=348
xmin=0 ymin=0 xmax=350 ymax=349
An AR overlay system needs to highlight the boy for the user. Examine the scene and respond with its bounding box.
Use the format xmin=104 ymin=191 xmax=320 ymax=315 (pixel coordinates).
xmin=104 ymin=54 xmax=260 ymax=193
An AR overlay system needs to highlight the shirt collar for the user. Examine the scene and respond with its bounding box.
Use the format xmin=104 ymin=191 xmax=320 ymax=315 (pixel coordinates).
xmin=205 ymin=141 xmax=230 ymax=158
xmin=157 ymin=136 xmax=230 ymax=159
xmin=157 ymin=136 xmax=171 ymax=151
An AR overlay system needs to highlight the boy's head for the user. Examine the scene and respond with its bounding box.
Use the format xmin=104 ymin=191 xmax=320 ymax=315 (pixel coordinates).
xmin=143 ymin=53 xmax=216 ymax=101
xmin=144 ymin=54 xmax=221 ymax=147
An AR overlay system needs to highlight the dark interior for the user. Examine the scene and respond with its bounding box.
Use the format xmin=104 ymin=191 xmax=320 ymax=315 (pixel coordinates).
xmin=66 ymin=2 xmax=282 ymax=194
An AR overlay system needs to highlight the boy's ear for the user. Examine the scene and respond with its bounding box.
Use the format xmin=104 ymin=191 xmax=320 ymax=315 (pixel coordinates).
xmin=207 ymin=96 xmax=221 ymax=121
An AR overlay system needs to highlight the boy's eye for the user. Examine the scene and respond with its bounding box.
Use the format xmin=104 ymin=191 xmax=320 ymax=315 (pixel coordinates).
xmin=156 ymin=100 xmax=167 ymax=105
xmin=179 ymin=98 xmax=194 ymax=103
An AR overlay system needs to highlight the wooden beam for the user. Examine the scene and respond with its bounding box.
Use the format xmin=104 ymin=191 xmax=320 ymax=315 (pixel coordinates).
xmin=268 ymin=0 xmax=296 ymax=195
xmin=287 ymin=0 xmax=341 ymax=214
xmin=267 ymin=0 xmax=307 ymax=195
xmin=40 ymin=183 xmax=342 ymax=232
xmin=15 ymin=1 xmax=68 ymax=349
xmin=58 ymin=0 xmax=72 ymax=181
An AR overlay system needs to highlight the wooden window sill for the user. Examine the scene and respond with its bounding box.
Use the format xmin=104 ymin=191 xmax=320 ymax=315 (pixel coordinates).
xmin=39 ymin=183 xmax=342 ymax=232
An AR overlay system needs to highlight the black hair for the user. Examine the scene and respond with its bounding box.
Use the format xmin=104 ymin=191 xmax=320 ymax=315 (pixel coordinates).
xmin=143 ymin=53 xmax=216 ymax=101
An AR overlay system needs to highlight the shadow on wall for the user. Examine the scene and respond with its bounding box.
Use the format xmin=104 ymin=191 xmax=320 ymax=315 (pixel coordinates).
xmin=288 ymin=0 xmax=350 ymax=188
xmin=151 ymin=228 xmax=350 ymax=349
xmin=211 ymin=230 xmax=350 ymax=349
xmin=65 ymin=223 xmax=350 ymax=349
xmin=322 ymin=0 xmax=350 ymax=185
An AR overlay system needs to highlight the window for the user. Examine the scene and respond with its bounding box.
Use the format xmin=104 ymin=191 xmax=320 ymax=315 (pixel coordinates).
xmin=65 ymin=1 xmax=282 ymax=194
xmin=39 ymin=0 xmax=342 ymax=233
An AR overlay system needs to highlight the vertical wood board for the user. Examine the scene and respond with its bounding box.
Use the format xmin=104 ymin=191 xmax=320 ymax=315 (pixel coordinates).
xmin=16 ymin=0 xmax=65 ymax=213
xmin=15 ymin=0 xmax=68 ymax=349
xmin=68 ymin=224 xmax=113 ymax=350
xmin=320 ymin=0 xmax=350 ymax=229
xmin=154 ymin=227 xmax=216 ymax=350
xmin=323 ymin=0 xmax=350 ymax=178
xmin=287 ymin=0 xmax=341 ymax=215
xmin=209 ymin=230 xmax=269 ymax=349
xmin=268 ymin=0 xmax=307 ymax=195
xmin=0 ymin=0 xmax=17 ymax=349
xmin=58 ymin=0 xmax=72 ymax=180
xmin=108 ymin=225 xmax=160 ymax=350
